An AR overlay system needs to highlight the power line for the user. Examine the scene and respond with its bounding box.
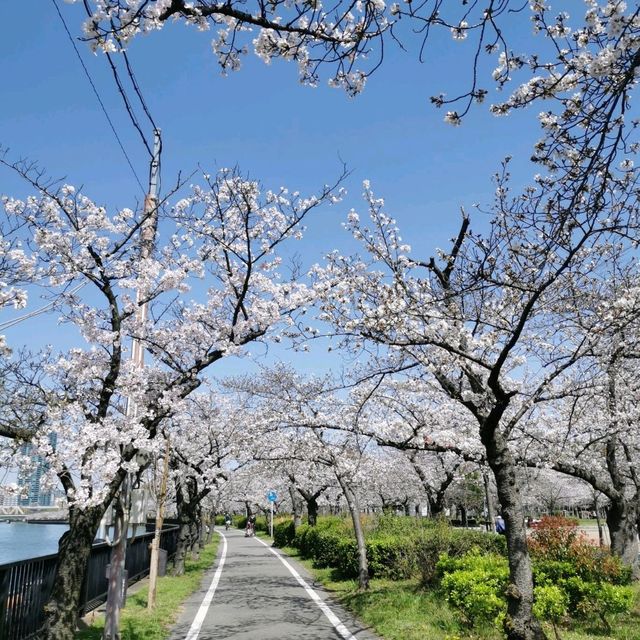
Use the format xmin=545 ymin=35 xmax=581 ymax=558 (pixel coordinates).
xmin=122 ymin=51 xmax=159 ymax=134
xmin=50 ymin=0 xmax=146 ymax=194
xmin=0 ymin=283 xmax=86 ymax=332
xmin=104 ymin=51 xmax=154 ymax=157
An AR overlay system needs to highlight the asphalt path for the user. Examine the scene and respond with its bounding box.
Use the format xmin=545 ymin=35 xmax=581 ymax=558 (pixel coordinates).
xmin=169 ymin=528 xmax=379 ymax=640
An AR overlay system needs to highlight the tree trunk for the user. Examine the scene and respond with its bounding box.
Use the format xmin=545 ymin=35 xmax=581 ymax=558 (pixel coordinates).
xmin=483 ymin=469 xmax=496 ymax=533
xmin=289 ymin=485 xmax=303 ymax=529
xmin=43 ymin=506 xmax=104 ymax=640
xmin=307 ymin=496 xmax=319 ymax=526
xmin=459 ymin=505 xmax=468 ymax=528
xmin=190 ymin=520 xmax=201 ymax=560
xmin=173 ymin=481 xmax=197 ymax=576
xmin=486 ymin=436 xmax=545 ymax=640
xmin=173 ymin=518 xmax=191 ymax=576
xmin=427 ymin=494 xmax=445 ymax=518
xmin=338 ymin=477 xmax=368 ymax=591
xmin=606 ymin=498 xmax=639 ymax=579
xmin=190 ymin=505 xmax=202 ymax=560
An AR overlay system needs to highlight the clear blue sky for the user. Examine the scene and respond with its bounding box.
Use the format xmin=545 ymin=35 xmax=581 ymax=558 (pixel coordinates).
xmin=0 ymin=0 xmax=544 ymax=375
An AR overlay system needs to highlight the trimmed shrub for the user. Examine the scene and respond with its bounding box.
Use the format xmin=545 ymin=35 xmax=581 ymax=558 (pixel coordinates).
xmin=285 ymin=515 xmax=505 ymax=582
xmin=273 ymin=520 xmax=296 ymax=548
xmin=532 ymin=584 xmax=569 ymax=625
xmin=438 ymin=539 xmax=635 ymax=632
xmin=417 ymin=520 xmax=506 ymax=586
xmin=438 ymin=551 xmax=509 ymax=627
xmin=367 ymin=536 xmax=418 ymax=580
xmin=530 ymin=515 xmax=632 ymax=585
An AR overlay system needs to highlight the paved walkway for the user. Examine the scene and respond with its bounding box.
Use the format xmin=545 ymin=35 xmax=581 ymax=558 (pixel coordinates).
xmin=170 ymin=528 xmax=378 ymax=640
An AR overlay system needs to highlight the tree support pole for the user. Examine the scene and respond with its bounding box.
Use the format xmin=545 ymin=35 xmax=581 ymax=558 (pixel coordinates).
xmin=147 ymin=436 xmax=170 ymax=610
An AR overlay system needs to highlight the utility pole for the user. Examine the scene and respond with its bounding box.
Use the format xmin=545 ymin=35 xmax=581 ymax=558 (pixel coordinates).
xmin=103 ymin=129 xmax=161 ymax=640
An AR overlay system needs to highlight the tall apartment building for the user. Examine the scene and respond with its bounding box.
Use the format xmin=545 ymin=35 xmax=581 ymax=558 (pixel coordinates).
xmin=17 ymin=433 xmax=57 ymax=507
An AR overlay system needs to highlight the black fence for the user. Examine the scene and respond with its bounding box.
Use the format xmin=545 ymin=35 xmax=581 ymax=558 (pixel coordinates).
xmin=0 ymin=525 xmax=179 ymax=640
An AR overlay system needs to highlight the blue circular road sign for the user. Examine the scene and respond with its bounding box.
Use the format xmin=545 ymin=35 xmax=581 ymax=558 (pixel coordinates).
xmin=267 ymin=490 xmax=277 ymax=502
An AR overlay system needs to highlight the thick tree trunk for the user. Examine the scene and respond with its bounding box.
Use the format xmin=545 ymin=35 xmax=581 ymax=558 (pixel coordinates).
xmin=486 ymin=437 xmax=545 ymax=640
xmin=606 ymin=498 xmax=639 ymax=579
xmin=43 ymin=507 xmax=104 ymax=640
xmin=307 ymin=496 xmax=319 ymax=526
xmin=173 ymin=482 xmax=197 ymax=576
xmin=289 ymin=485 xmax=303 ymax=529
xmin=427 ymin=494 xmax=445 ymax=518
xmin=338 ymin=478 xmax=368 ymax=591
xmin=173 ymin=519 xmax=192 ymax=576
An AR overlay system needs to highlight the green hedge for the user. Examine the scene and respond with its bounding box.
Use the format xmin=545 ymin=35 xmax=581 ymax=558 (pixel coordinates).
xmin=273 ymin=520 xmax=296 ymax=548
xmin=281 ymin=516 xmax=505 ymax=582
xmin=417 ymin=521 xmax=506 ymax=585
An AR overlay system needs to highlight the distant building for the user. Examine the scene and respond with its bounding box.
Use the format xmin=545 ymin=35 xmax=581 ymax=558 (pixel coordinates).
xmin=17 ymin=433 xmax=57 ymax=507
xmin=0 ymin=491 xmax=19 ymax=507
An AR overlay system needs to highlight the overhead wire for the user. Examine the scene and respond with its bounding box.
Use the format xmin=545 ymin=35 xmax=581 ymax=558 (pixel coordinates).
xmin=4 ymin=2 xmax=163 ymax=332
xmin=50 ymin=0 xmax=146 ymax=194
xmin=104 ymin=51 xmax=154 ymax=157
xmin=0 ymin=283 xmax=86 ymax=332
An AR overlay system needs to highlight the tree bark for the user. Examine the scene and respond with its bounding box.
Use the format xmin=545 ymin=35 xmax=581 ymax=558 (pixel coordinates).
xmin=485 ymin=431 xmax=545 ymax=640
xmin=42 ymin=506 xmax=104 ymax=640
xmin=306 ymin=496 xmax=319 ymax=526
xmin=173 ymin=479 xmax=198 ymax=576
xmin=289 ymin=485 xmax=303 ymax=529
xmin=427 ymin=494 xmax=446 ymax=518
xmin=606 ymin=498 xmax=639 ymax=579
xmin=338 ymin=477 xmax=368 ymax=591
xmin=483 ymin=469 xmax=496 ymax=532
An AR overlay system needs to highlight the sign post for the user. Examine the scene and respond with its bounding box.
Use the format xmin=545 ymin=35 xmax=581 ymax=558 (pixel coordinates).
xmin=267 ymin=490 xmax=277 ymax=538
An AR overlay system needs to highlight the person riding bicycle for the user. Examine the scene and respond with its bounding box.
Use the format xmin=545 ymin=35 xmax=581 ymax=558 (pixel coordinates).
xmin=224 ymin=512 xmax=232 ymax=530
xmin=245 ymin=514 xmax=256 ymax=537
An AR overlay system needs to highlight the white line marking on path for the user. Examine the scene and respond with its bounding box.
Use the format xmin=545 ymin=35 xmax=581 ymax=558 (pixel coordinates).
xmin=254 ymin=535 xmax=357 ymax=640
xmin=184 ymin=530 xmax=228 ymax=640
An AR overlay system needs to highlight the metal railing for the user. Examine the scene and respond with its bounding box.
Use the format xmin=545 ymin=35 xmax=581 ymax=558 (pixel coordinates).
xmin=0 ymin=525 xmax=179 ymax=640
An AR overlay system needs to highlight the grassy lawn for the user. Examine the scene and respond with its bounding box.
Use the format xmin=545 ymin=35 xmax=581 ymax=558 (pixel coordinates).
xmin=278 ymin=546 xmax=640 ymax=640
xmin=75 ymin=536 xmax=220 ymax=640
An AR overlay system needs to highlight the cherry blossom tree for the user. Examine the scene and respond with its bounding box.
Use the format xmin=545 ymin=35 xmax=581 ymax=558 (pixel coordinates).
xmin=359 ymin=450 xmax=423 ymax=515
xmin=229 ymin=365 xmax=379 ymax=589
xmin=311 ymin=139 xmax=640 ymax=638
xmin=164 ymin=392 xmax=252 ymax=574
xmin=523 ymin=363 xmax=640 ymax=575
xmin=71 ymin=2 xmax=640 ymax=128
xmin=0 ymin=159 xmax=343 ymax=640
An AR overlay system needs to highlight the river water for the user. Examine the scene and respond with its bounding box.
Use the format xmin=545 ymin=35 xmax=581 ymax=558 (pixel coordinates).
xmin=0 ymin=522 xmax=68 ymax=564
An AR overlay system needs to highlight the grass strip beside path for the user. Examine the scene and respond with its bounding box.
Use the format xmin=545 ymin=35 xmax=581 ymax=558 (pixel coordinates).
xmin=76 ymin=536 xmax=220 ymax=640
xmin=277 ymin=545 xmax=640 ymax=640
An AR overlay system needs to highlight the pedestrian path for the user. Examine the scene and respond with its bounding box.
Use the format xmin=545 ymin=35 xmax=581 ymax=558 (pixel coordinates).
xmin=170 ymin=528 xmax=378 ymax=640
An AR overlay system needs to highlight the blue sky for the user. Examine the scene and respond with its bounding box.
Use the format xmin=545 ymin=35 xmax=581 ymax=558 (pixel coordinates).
xmin=0 ymin=0 xmax=546 ymax=375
